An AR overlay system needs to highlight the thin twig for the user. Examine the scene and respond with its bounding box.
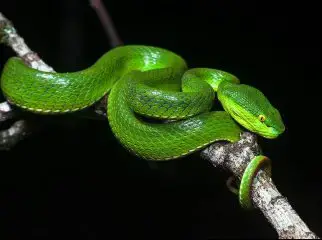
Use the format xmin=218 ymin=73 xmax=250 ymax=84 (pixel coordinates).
xmin=0 ymin=12 xmax=105 ymax=149
xmin=0 ymin=12 xmax=54 ymax=149
xmin=0 ymin=101 xmax=15 ymax=121
xmin=88 ymin=1 xmax=319 ymax=238
xmin=0 ymin=14 xmax=54 ymax=72
xmin=89 ymin=0 xmax=123 ymax=47
xmin=0 ymin=5 xmax=320 ymax=238
xmin=0 ymin=120 xmax=32 ymax=150
xmin=89 ymin=0 xmax=122 ymax=115
xmin=201 ymin=133 xmax=319 ymax=239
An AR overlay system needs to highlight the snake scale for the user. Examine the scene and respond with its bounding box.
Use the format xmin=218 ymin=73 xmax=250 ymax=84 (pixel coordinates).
xmin=0 ymin=45 xmax=285 ymax=208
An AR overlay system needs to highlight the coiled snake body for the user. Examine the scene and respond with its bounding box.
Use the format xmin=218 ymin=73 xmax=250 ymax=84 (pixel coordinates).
xmin=0 ymin=45 xmax=285 ymax=208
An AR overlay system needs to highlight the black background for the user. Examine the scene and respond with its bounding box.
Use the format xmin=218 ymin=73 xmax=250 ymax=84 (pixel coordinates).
xmin=0 ymin=0 xmax=321 ymax=239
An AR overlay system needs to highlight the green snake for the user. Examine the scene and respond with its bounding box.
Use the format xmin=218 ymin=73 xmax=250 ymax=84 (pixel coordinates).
xmin=0 ymin=45 xmax=285 ymax=209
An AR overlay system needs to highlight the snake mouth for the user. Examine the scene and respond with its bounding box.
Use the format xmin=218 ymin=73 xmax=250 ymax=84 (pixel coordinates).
xmin=259 ymin=125 xmax=285 ymax=139
xmin=223 ymin=103 xmax=285 ymax=139
xmin=261 ymin=128 xmax=280 ymax=139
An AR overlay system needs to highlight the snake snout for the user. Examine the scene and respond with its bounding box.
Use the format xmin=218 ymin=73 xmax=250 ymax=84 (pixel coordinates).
xmin=261 ymin=124 xmax=285 ymax=139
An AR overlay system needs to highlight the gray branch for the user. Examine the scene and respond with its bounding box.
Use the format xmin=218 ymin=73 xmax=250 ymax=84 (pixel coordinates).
xmin=0 ymin=6 xmax=320 ymax=238
xmin=91 ymin=1 xmax=320 ymax=237
xmin=0 ymin=12 xmax=55 ymax=149
xmin=0 ymin=13 xmax=56 ymax=149
xmin=89 ymin=0 xmax=123 ymax=47
xmin=0 ymin=101 xmax=15 ymax=121
xmin=0 ymin=12 xmax=103 ymax=148
xmin=0 ymin=13 xmax=54 ymax=72
xmin=201 ymin=132 xmax=319 ymax=238
xmin=0 ymin=120 xmax=33 ymax=150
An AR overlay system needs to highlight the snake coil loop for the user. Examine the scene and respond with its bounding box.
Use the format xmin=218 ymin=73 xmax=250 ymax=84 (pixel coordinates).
xmin=239 ymin=155 xmax=271 ymax=209
xmin=0 ymin=45 xmax=282 ymax=209
xmin=227 ymin=155 xmax=272 ymax=209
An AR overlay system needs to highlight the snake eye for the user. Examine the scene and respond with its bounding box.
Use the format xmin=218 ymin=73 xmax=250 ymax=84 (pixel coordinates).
xmin=258 ymin=114 xmax=266 ymax=122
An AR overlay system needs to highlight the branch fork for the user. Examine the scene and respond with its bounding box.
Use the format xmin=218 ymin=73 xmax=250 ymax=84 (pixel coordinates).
xmin=0 ymin=5 xmax=319 ymax=239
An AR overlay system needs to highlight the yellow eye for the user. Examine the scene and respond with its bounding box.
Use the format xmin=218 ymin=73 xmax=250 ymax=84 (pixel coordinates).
xmin=258 ymin=114 xmax=266 ymax=122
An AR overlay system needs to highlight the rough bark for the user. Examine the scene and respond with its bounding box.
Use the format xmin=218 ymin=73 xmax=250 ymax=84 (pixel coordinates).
xmin=201 ymin=132 xmax=319 ymax=238
xmin=0 ymin=7 xmax=320 ymax=239
xmin=0 ymin=12 xmax=54 ymax=149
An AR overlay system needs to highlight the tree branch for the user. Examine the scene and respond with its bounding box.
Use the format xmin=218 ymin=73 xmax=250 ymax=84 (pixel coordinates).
xmin=0 ymin=12 xmax=105 ymax=149
xmin=201 ymin=133 xmax=319 ymax=238
xmin=0 ymin=101 xmax=15 ymax=121
xmin=89 ymin=0 xmax=123 ymax=47
xmin=0 ymin=120 xmax=33 ymax=150
xmin=0 ymin=12 xmax=55 ymax=149
xmin=88 ymin=1 xmax=319 ymax=238
xmin=0 ymin=14 xmax=54 ymax=72
xmin=0 ymin=4 xmax=320 ymax=238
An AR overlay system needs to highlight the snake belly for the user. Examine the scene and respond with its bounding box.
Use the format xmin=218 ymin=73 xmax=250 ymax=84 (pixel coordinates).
xmin=0 ymin=45 xmax=243 ymax=160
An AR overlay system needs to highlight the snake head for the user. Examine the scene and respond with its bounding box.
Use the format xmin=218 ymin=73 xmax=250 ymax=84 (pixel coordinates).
xmin=218 ymin=82 xmax=285 ymax=139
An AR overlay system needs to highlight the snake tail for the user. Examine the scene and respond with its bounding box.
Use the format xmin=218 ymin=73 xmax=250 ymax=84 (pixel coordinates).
xmin=239 ymin=155 xmax=272 ymax=209
xmin=0 ymin=45 xmax=284 ymax=206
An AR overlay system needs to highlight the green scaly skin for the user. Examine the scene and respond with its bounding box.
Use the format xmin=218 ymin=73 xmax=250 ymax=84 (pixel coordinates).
xmin=0 ymin=45 xmax=285 ymax=208
xmin=239 ymin=155 xmax=272 ymax=209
